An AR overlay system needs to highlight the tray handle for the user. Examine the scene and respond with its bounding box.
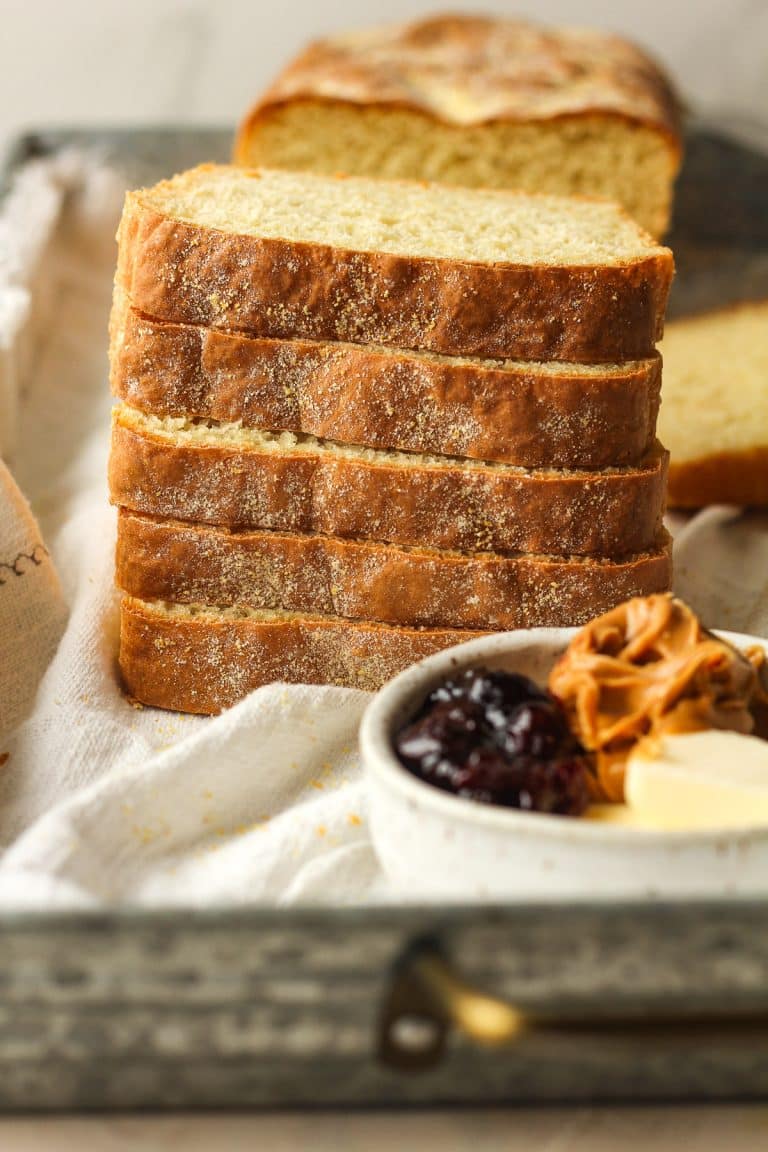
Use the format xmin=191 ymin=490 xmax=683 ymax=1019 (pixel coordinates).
xmin=378 ymin=940 xmax=768 ymax=1072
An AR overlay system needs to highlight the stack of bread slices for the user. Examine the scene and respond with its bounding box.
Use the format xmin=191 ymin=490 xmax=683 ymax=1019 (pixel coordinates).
xmin=109 ymin=164 xmax=674 ymax=714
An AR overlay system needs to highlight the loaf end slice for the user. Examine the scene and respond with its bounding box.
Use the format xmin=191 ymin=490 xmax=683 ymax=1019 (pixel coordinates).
xmin=660 ymin=300 xmax=768 ymax=507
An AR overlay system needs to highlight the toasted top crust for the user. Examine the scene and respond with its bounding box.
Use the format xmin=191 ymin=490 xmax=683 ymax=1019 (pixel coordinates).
xmin=252 ymin=14 xmax=682 ymax=146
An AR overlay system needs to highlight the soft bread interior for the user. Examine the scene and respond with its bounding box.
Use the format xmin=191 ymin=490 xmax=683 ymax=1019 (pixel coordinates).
xmin=129 ymin=598 xmax=322 ymax=623
xmin=659 ymin=302 xmax=768 ymax=463
xmin=124 ymin=596 xmax=458 ymax=630
xmin=134 ymin=163 xmax=669 ymax=266
xmin=241 ymin=104 xmax=676 ymax=237
xmin=114 ymin=405 xmax=665 ymax=478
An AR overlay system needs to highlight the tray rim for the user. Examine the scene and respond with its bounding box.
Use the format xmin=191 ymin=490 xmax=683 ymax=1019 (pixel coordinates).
xmin=0 ymin=894 xmax=768 ymax=931
xmin=2 ymin=122 xmax=768 ymax=932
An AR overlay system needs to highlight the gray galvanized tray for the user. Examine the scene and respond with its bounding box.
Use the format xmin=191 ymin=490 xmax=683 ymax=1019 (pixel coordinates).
xmin=1 ymin=125 xmax=768 ymax=1112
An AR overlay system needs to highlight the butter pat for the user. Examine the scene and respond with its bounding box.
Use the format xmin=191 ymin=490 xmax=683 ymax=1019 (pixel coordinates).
xmin=584 ymin=804 xmax=644 ymax=826
xmin=626 ymin=731 xmax=768 ymax=830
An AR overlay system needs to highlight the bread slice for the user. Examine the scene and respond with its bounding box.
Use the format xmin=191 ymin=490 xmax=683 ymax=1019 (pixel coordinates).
xmin=236 ymin=14 xmax=682 ymax=237
xmin=659 ymin=301 xmax=768 ymax=507
xmin=112 ymin=300 xmax=661 ymax=469
xmin=117 ymin=511 xmax=673 ymax=632
xmin=116 ymin=164 xmax=673 ymax=363
xmin=109 ymin=406 xmax=669 ymax=557
xmin=120 ymin=595 xmax=485 ymax=713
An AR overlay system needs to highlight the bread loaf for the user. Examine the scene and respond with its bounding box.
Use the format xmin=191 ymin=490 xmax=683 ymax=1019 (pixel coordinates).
xmin=235 ymin=14 xmax=682 ymax=236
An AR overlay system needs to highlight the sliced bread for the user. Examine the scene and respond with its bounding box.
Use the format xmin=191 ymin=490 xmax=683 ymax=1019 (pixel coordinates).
xmin=112 ymin=301 xmax=661 ymax=469
xmin=236 ymin=14 xmax=682 ymax=236
xmin=109 ymin=406 xmax=669 ymax=557
xmin=120 ymin=596 xmax=485 ymax=713
xmin=117 ymin=511 xmax=672 ymax=632
xmin=117 ymin=164 xmax=673 ymax=363
xmin=659 ymin=301 xmax=768 ymax=507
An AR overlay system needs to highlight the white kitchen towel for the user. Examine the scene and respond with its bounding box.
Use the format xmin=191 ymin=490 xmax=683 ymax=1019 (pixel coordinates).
xmin=0 ymin=150 xmax=74 ymax=459
xmin=0 ymin=488 xmax=381 ymax=907
xmin=0 ymin=150 xmax=766 ymax=909
xmin=0 ymin=150 xmax=386 ymax=908
xmin=0 ymin=285 xmax=29 ymax=456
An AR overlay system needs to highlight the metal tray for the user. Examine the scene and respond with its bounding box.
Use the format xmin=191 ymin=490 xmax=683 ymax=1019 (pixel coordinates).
xmin=1 ymin=124 xmax=768 ymax=1112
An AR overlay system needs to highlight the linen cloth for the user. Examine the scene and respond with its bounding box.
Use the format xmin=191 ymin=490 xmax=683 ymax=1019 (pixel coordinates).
xmin=0 ymin=152 xmax=763 ymax=908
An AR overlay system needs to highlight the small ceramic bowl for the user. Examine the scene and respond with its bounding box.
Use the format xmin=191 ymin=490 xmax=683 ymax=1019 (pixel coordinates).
xmin=360 ymin=627 xmax=768 ymax=901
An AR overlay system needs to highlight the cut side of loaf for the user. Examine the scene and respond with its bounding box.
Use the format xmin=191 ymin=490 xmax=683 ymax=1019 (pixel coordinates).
xmin=237 ymin=15 xmax=682 ymax=236
xmin=243 ymin=104 xmax=677 ymax=241
xmin=117 ymin=512 xmax=673 ymax=631
xmin=109 ymin=406 xmax=669 ymax=557
xmin=112 ymin=302 xmax=661 ymax=469
xmin=659 ymin=301 xmax=768 ymax=507
xmin=120 ymin=596 xmax=486 ymax=713
xmin=117 ymin=164 xmax=673 ymax=363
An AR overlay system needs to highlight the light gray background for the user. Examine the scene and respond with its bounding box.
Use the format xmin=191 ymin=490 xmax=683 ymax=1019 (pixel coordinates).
xmin=1 ymin=1 xmax=767 ymax=1147
xmin=0 ymin=0 xmax=766 ymax=151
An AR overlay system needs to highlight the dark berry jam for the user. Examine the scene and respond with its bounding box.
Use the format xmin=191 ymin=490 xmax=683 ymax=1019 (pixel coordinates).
xmin=394 ymin=667 xmax=590 ymax=816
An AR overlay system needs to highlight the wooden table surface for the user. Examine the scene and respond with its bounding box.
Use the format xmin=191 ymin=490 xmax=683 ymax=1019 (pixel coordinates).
xmin=3 ymin=1108 xmax=768 ymax=1150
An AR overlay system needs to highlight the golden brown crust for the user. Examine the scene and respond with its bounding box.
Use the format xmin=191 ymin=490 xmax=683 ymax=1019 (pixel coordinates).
xmin=108 ymin=413 xmax=669 ymax=557
xmin=117 ymin=193 xmax=673 ymax=364
xmin=112 ymin=305 xmax=661 ymax=469
xmin=238 ymin=14 xmax=682 ymax=153
xmin=120 ymin=596 xmax=484 ymax=714
xmin=116 ymin=512 xmax=673 ymax=631
xmin=667 ymin=449 xmax=768 ymax=509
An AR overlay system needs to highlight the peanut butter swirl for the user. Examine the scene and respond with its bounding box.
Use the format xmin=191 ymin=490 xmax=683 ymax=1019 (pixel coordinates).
xmin=548 ymin=594 xmax=767 ymax=802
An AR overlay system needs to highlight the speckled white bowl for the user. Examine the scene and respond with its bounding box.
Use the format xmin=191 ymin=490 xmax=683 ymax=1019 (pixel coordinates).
xmin=360 ymin=627 xmax=768 ymax=901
